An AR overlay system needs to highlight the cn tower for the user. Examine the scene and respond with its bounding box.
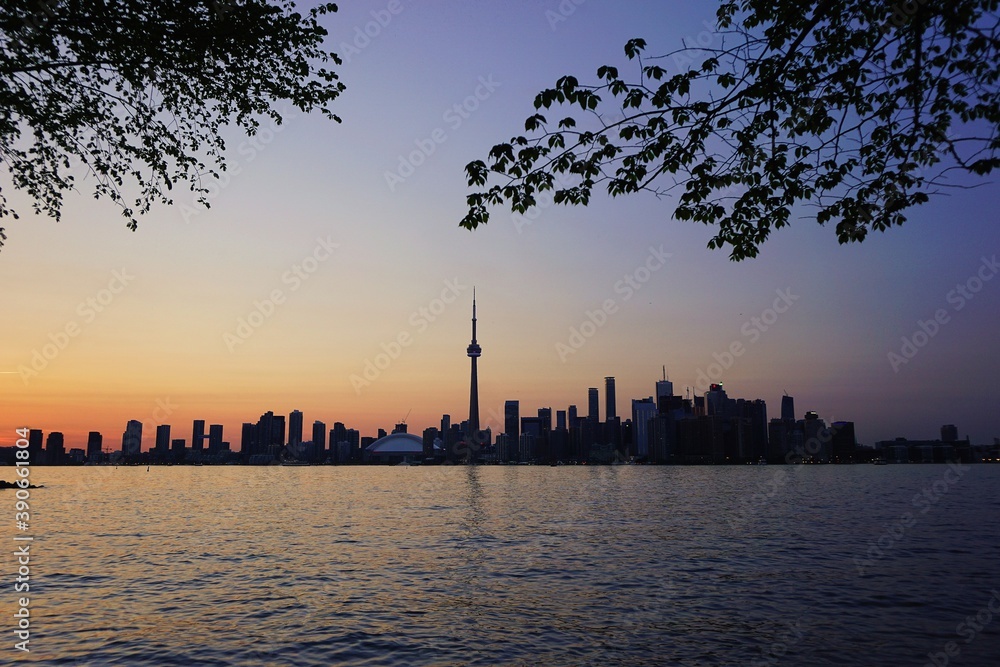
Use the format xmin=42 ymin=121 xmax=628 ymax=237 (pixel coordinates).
xmin=467 ymin=289 xmax=481 ymax=436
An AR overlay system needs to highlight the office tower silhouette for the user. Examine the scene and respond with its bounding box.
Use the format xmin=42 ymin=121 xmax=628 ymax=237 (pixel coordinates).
xmin=588 ymin=388 xmax=599 ymax=421
xmin=313 ymin=421 xmax=326 ymax=460
xmin=46 ymin=431 xmax=65 ymax=465
xmin=781 ymin=394 xmax=795 ymax=422
xmin=289 ymin=410 xmax=303 ymax=447
xmin=192 ymin=419 xmax=205 ymax=452
xmin=155 ymin=424 xmax=171 ymax=458
xmin=504 ymin=400 xmax=519 ymax=446
xmin=86 ymin=431 xmax=103 ymax=461
xmin=208 ymin=424 xmax=224 ymax=453
xmin=122 ymin=420 xmax=142 ymax=457
xmin=605 ymin=377 xmax=617 ymax=421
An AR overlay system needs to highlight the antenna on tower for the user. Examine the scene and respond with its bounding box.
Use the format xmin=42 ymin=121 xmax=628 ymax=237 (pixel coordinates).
xmin=662 ymin=365 xmax=666 ymax=381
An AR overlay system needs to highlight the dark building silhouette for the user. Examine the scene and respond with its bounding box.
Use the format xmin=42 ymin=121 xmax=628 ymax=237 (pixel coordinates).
xmin=831 ymin=421 xmax=857 ymax=462
xmin=288 ymin=410 xmax=303 ymax=447
xmin=422 ymin=427 xmax=439 ymax=459
xmin=605 ymin=377 xmax=617 ymax=421
xmin=781 ymin=394 xmax=795 ymax=422
xmin=588 ymin=388 xmax=599 ymax=421
xmin=46 ymin=431 xmax=65 ymax=465
xmin=122 ymin=420 xmax=142 ymax=458
xmin=208 ymin=424 xmax=224 ymax=453
xmin=155 ymin=424 xmax=171 ymax=459
xmin=192 ymin=419 xmax=205 ymax=452
xmin=242 ymin=412 xmax=285 ymax=462
xmin=941 ymin=424 xmax=958 ymax=442
xmin=171 ymin=438 xmax=185 ymax=461
xmin=312 ymin=421 xmax=326 ymax=461
xmin=28 ymin=429 xmax=43 ymax=463
xmin=504 ymin=400 xmax=519 ymax=449
xmin=86 ymin=431 xmax=103 ymax=461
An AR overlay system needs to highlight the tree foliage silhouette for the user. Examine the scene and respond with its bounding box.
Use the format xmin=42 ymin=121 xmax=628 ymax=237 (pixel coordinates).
xmin=461 ymin=0 xmax=999 ymax=260
xmin=0 ymin=0 xmax=345 ymax=249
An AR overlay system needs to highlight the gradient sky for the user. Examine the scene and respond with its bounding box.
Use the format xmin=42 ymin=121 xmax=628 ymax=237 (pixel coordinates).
xmin=2 ymin=1 xmax=998 ymax=451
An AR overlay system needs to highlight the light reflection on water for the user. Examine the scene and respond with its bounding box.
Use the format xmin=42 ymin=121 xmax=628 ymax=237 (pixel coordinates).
xmin=6 ymin=464 xmax=1000 ymax=666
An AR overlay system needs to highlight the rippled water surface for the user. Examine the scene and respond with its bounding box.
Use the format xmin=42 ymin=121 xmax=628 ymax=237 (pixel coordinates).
xmin=5 ymin=464 xmax=1000 ymax=665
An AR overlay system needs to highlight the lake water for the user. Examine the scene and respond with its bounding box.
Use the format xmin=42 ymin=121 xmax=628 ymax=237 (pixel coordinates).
xmin=5 ymin=464 xmax=999 ymax=666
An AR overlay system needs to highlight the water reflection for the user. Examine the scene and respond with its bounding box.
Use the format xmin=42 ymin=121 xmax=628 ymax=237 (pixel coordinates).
xmin=9 ymin=465 xmax=999 ymax=666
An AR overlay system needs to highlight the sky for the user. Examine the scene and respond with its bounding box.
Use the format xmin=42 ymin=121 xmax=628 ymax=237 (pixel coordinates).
xmin=2 ymin=0 xmax=998 ymax=451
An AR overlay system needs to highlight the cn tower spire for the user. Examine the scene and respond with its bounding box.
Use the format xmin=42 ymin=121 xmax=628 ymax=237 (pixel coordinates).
xmin=466 ymin=289 xmax=481 ymax=438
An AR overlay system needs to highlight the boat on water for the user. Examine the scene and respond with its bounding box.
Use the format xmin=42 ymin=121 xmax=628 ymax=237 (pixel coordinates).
xmin=280 ymin=460 xmax=311 ymax=466
xmin=872 ymin=458 xmax=888 ymax=465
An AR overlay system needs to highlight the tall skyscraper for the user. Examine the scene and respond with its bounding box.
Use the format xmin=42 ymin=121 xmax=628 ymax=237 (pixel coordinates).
xmin=941 ymin=424 xmax=958 ymax=442
xmin=313 ymin=421 xmax=326 ymax=460
xmin=504 ymin=400 xmax=519 ymax=445
xmin=781 ymin=394 xmax=795 ymax=422
xmin=155 ymin=424 xmax=171 ymax=457
xmin=46 ymin=432 xmax=65 ymax=465
xmin=632 ymin=398 xmax=657 ymax=457
xmin=86 ymin=431 xmax=103 ymax=461
xmin=208 ymin=424 xmax=224 ymax=453
xmin=588 ymin=388 xmax=599 ymax=421
xmin=537 ymin=407 xmax=552 ymax=433
xmin=656 ymin=368 xmax=674 ymax=405
xmin=28 ymin=429 xmax=43 ymax=461
xmin=288 ymin=410 xmax=303 ymax=446
xmin=467 ymin=291 xmax=482 ymax=437
xmin=192 ymin=419 xmax=205 ymax=452
xmin=605 ymin=377 xmax=617 ymax=421
xmin=122 ymin=420 xmax=142 ymax=457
